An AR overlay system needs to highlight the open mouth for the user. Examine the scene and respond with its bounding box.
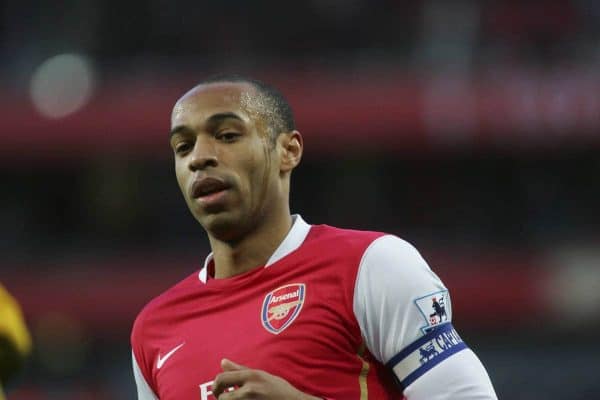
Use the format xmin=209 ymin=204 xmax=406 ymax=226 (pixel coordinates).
xmin=191 ymin=177 xmax=230 ymax=199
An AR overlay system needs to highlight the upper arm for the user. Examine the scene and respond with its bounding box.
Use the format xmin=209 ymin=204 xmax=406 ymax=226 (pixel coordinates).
xmin=403 ymin=348 xmax=497 ymax=399
xmin=353 ymin=235 xmax=497 ymax=398
xmin=131 ymin=312 xmax=159 ymax=400
xmin=132 ymin=350 xmax=159 ymax=400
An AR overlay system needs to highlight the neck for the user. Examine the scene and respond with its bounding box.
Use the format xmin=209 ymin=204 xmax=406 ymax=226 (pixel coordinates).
xmin=208 ymin=208 xmax=293 ymax=279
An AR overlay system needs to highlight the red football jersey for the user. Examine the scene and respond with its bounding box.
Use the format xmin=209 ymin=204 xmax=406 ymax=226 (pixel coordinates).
xmin=131 ymin=223 xmax=403 ymax=399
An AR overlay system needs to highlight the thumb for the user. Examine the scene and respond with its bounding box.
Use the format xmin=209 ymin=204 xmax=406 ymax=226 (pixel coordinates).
xmin=221 ymin=358 xmax=247 ymax=371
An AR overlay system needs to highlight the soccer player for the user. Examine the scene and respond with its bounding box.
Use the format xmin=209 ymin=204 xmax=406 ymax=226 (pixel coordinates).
xmin=0 ymin=284 xmax=32 ymax=400
xmin=131 ymin=75 xmax=498 ymax=399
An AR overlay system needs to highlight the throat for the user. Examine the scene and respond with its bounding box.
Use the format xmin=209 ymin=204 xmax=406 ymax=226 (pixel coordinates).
xmin=210 ymin=244 xmax=270 ymax=279
xmin=208 ymin=214 xmax=293 ymax=279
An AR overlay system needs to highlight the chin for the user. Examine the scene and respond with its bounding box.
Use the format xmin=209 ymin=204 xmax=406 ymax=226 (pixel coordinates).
xmin=197 ymin=211 xmax=247 ymax=242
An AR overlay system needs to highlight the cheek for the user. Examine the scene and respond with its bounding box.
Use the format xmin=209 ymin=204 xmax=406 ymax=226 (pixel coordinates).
xmin=174 ymin=162 xmax=188 ymax=196
xmin=248 ymin=146 xmax=277 ymax=199
xmin=250 ymin=148 xmax=271 ymax=183
xmin=224 ymin=138 xmax=273 ymax=198
xmin=238 ymin=158 xmax=261 ymax=195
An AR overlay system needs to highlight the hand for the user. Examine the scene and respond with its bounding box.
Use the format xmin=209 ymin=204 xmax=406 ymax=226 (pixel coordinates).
xmin=212 ymin=358 xmax=322 ymax=400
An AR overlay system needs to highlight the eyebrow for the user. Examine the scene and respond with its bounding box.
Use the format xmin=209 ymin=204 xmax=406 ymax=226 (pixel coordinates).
xmin=170 ymin=112 xmax=245 ymax=137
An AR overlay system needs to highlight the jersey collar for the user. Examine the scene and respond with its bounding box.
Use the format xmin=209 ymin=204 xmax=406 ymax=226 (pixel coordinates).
xmin=198 ymin=214 xmax=311 ymax=283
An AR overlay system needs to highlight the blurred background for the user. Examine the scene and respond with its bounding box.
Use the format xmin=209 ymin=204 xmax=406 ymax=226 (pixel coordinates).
xmin=1 ymin=0 xmax=600 ymax=398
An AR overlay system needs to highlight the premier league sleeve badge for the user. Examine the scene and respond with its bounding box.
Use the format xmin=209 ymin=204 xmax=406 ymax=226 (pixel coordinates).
xmin=414 ymin=290 xmax=452 ymax=333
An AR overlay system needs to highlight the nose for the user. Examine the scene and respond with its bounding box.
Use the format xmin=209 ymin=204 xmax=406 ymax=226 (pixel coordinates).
xmin=188 ymin=139 xmax=218 ymax=171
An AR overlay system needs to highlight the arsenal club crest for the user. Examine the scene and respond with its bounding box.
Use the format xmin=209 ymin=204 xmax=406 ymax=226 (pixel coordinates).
xmin=261 ymin=283 xmax=305 ymax=335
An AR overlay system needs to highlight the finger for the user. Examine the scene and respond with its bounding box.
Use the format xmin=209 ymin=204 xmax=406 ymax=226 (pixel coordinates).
xmin=215 ymin=386 xmax=240 ymax=400
xmin=212 ymin=370 xmax=249 ymax=397
xmin=221 ymin=358 xmax=247 ymax=371
xmin=215 ymin=387 xmax=243 ymax=400
xmin=216 ymin=383 xmax=262 ymax=400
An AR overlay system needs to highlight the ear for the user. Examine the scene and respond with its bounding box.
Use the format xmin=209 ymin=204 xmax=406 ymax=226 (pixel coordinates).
xmin=278 ymin=130 xmax=303 ymax=173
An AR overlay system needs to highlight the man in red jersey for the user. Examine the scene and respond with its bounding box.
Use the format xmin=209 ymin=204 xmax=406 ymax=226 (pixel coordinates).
xmin=131 ymin=75 xmax=498 ymax=399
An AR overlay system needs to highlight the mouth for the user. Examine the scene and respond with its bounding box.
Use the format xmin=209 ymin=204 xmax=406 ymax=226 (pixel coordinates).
xmin=190 ymin=177 xmax=231 ymax=200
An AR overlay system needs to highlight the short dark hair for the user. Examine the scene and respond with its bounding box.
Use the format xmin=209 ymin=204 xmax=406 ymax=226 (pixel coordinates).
xmin=198 ymin=74 xmax=296 ymax=140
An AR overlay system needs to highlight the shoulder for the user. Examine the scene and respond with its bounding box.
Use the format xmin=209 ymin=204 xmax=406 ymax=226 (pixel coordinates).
xmin=356 ymin=234 xmax=442 ymax=301
xmin=307 ymin=224 xmax=387 ymax=252
xmin=308 ymin=224 xmax=425 ymax=267
xmin=131 ymin=270 xmax=200 ymax=345
xmin=360 ymin=234 xmax=430 ymax=272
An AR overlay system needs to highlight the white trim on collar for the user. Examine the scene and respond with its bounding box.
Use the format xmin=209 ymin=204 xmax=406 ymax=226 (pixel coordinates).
xmin=198 ymin=214 xmax=311 ymax=283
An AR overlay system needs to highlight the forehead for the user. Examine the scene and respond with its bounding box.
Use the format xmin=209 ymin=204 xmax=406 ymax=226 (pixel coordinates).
xmin=171 ymin=82 xmax=257 ymax=127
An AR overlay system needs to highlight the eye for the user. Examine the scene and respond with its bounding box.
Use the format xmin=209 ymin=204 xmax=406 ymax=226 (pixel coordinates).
xmin=216 ymin=132 xmax=241 ymax=142
xmin=174 ymin=141 xmax=192 ymax=155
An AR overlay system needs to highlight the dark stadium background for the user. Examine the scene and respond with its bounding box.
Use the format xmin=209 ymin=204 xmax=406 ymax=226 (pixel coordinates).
xmin=2 ymin=1 xmax=600 ymax=398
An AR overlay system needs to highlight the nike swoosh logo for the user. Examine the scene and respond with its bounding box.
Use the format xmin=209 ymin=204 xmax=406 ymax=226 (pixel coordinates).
xmin=157 ymin=342 xmax=185 ymax=369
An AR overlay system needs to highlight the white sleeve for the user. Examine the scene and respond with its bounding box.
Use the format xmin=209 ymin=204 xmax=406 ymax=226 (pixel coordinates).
xmin=132 ymin=351 xmax=159 ymax=400
xmin=403 ymin=349 xmax=497 ymax=399
xmin=353 ymin=235 xmax=497 ymax=399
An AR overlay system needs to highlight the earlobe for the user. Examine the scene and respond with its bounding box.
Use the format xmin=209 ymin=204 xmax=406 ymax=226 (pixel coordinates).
xmin=280 ymin=130 xmax=303 ymax=172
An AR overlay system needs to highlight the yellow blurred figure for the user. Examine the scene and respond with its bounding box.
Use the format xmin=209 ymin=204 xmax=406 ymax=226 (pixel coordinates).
xmin=0 ymin=283 xmax=32 ymax=400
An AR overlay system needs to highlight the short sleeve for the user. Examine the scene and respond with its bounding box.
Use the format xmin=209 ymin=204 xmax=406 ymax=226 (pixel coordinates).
xmin=353 ymin=235 xmax=470 ymax=388
xmin=353 ymin=235 xmax=453 ymax=363
xmin=132 ymin=351 xmax=159 ymax=400
xmin=352 ymin=235 xmax=497 ymax=398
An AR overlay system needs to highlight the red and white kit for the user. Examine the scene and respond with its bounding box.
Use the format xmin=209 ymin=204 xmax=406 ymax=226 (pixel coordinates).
xmin=131 ymin=216 xmax=496 ymax=399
